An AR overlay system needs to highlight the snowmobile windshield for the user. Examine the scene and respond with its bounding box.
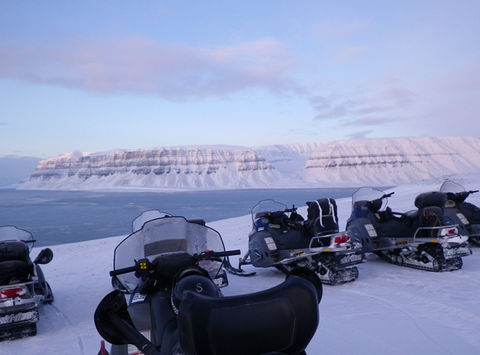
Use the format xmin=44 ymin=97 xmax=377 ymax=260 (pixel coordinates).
xmin=0 ymin=226 xmax=34 ymax=250
xmin=351 ymin=187 xmax=388 ymax=211
xmin=251 ymin=199 xmax=288 ymax=224
xmin=113 ymin=216 xmax=226 ymax=293
xmin=440 ymin=180 xmax=466 ymax=194
xmin=132 ymin=210 xmax=171 ymax=232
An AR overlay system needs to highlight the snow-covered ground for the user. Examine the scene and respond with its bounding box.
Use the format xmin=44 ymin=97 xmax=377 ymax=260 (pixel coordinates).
xmin=3 ymin=174 xmax=480 ymax=354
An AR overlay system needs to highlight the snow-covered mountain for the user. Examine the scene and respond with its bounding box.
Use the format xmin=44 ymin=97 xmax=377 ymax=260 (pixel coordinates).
xmin=20 ymin=136 xmax=480 ymax=190
xmin=20 ymin=147 xmax=284 ymax=190
xmin=257 ymin=136 xmax=480 ymax=186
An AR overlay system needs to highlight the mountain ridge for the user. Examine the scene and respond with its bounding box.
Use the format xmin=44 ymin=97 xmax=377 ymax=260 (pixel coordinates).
xmin=19 ymin=136 xmax=480 ymax=190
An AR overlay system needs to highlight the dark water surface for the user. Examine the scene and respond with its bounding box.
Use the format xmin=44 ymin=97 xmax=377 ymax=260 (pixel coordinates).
xmin=0 ymin=188 xmax=357 ymax=246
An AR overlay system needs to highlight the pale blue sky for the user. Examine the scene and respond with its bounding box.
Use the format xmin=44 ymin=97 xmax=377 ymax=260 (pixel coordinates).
xmin=1 ymin=0 xmax=479 ymax=158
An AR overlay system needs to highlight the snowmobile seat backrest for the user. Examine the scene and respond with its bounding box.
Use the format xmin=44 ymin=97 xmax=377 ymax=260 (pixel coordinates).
xmin=414 ymin=192 xmax=446 ymax=210
xmin=313 ymin=216 xmax=339 ymax=236
xmin=178 ymin=275 xmax=319 ymax=355
xmin=0 ymin=260 xmax=33 ymax=285
xmin=306 ymin=198 xmax=337 ymax=221
xmin=419 ymin=206 xmax=443 ymax=228
xmin=0 ymin=241 xmax=31 ymax=263
xmin=306 ymin=198 xmax=339 ymax=236
xmin=415 ymin=206 xmax=444 ymax=238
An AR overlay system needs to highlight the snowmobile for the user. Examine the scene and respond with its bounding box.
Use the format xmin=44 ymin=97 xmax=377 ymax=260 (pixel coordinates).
xmin=228 ymin=199 xmax=363 ymax=285
xmin=440 ymin=180 xmax=480 ymax=246
xmin=95 ymin=214 xmax=322 ymax=355
xmin=346 ymin=187 xmax=471 ymax=272
xmin=0 ymin=225 xmax=54 ymax=341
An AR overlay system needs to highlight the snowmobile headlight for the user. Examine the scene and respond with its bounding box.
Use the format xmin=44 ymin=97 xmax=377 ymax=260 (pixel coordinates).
xmin=334 ymin=234 xmax=350 ymax=245
xmin=0 ymin=286 xmax=27 ymax=299
xmin=439 ymin=227 xmax=458 ymax=238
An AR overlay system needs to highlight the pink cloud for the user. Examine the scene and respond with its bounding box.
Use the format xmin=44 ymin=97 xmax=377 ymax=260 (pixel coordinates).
xmin=0 ymin=37 xmax=296 ymax=99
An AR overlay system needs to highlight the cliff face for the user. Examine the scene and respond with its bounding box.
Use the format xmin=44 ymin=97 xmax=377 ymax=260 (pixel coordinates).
xmin=21 ymin=136 xmax=480 ymax=190
xmin=300 ymin=137 xmax=480 ymax=186
xmin=22 ymin=147 xmax=282 ymax=190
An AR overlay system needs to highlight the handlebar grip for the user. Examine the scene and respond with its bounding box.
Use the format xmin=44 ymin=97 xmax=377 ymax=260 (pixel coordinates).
xmin=212 ymin=249 xmax=240 ymax=257
xmin=110 ymin=265 xmax=136 ymax=277
xmin=201 ymin=249 xmax=241 ymax=258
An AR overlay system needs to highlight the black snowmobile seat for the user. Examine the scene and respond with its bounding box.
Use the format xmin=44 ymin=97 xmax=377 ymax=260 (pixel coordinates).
xmin=178 ymin=275 xmax=319 ymax=355
xmin=0 ymin=241 xmax=33 ymax=284
xmin=419 ymin=207 xmax=443 ymax=228
xmin=410 ymin=206 xmax=444 ymax=238
xmin=414 ymin=192 xmax=446 ymax=210
xmin=306 ymin=198 xmax=337 ymax=221
xmin=268 ymin=211 xmax=289 ymax=227
xmin=306 ymin=198 xmax=339 ymax=237
xmin=0 ymin=241 xmax=31 ymax=263
xmin=0 ymin=260 xmax=33 ymax=285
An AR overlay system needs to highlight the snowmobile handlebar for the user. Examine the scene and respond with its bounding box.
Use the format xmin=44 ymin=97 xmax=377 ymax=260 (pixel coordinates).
xmin=283 ymin=205 xmax=297 ymax=213
xmin=194 ymin=249 xmax=241 ymax=259
xmin=447 ymin=190 xmax=479 ymax=203
xmin=109 ymin=249 xmax=241 ymax=277
xmin=110 ymin=265 xmax=137 ymax=277
xmin=381 ymin=192 xmax=395 ymax=199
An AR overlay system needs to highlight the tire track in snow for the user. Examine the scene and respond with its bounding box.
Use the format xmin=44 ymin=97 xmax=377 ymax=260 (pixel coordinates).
xmin=343 ymin=267 xmax=480 ymax=352
xmin=344 ymin=287 xmax=453 ymax=354
xmin=47 ymin=304 xmax=85 ymax=355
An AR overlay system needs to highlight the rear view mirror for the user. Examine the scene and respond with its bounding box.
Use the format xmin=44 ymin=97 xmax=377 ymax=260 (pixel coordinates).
xmin=33 ymin=248 xmax=53 ymax=265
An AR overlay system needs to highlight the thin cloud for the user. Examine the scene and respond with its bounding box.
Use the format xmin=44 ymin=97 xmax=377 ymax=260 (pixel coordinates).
xmin=348 ymin=130 xmax=372 ymax=139
xmin=380 ymin=87 xmax=414 ymax=105
xmin=313 ymin=98 xmax=387 ymax=120
xmin=348 ymin=116 xmax=396 ymax=126
xmin=312 ymin=85 xmax=415 ymax=121
xmin=0 ymin=37 xmax=296 ymax=100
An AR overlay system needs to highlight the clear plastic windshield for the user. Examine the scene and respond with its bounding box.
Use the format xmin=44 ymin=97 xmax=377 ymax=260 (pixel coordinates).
xmin=351 ymin=187 xmax=388 ymax=211
xmin=132 ymin=210 xmax=170 ymax=232
xmin=251 ymin=199 xmax=288 ymax=224
xmin=0 ymin=226 xmax=34 ymax=250
xmin=114 ymin=216 xmax=225 ymax=293
xmin=440 ymin=180 xmax=466 ymax=193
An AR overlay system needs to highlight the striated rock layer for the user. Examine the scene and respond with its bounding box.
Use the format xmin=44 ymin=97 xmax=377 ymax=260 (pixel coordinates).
xmin=20 ymin=136 xmax=480 ymax=190
xmin=22 ymin=147 xmax=284 ymax=190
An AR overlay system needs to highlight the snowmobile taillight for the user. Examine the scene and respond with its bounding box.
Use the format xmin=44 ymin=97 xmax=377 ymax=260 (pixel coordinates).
xmin=439 ymin=227 xmax=458 ymax=237
xmin=0 ymin=286 xmax=27 ymax=299
xmin=334 ymin=234 xmax=350 ymax=244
